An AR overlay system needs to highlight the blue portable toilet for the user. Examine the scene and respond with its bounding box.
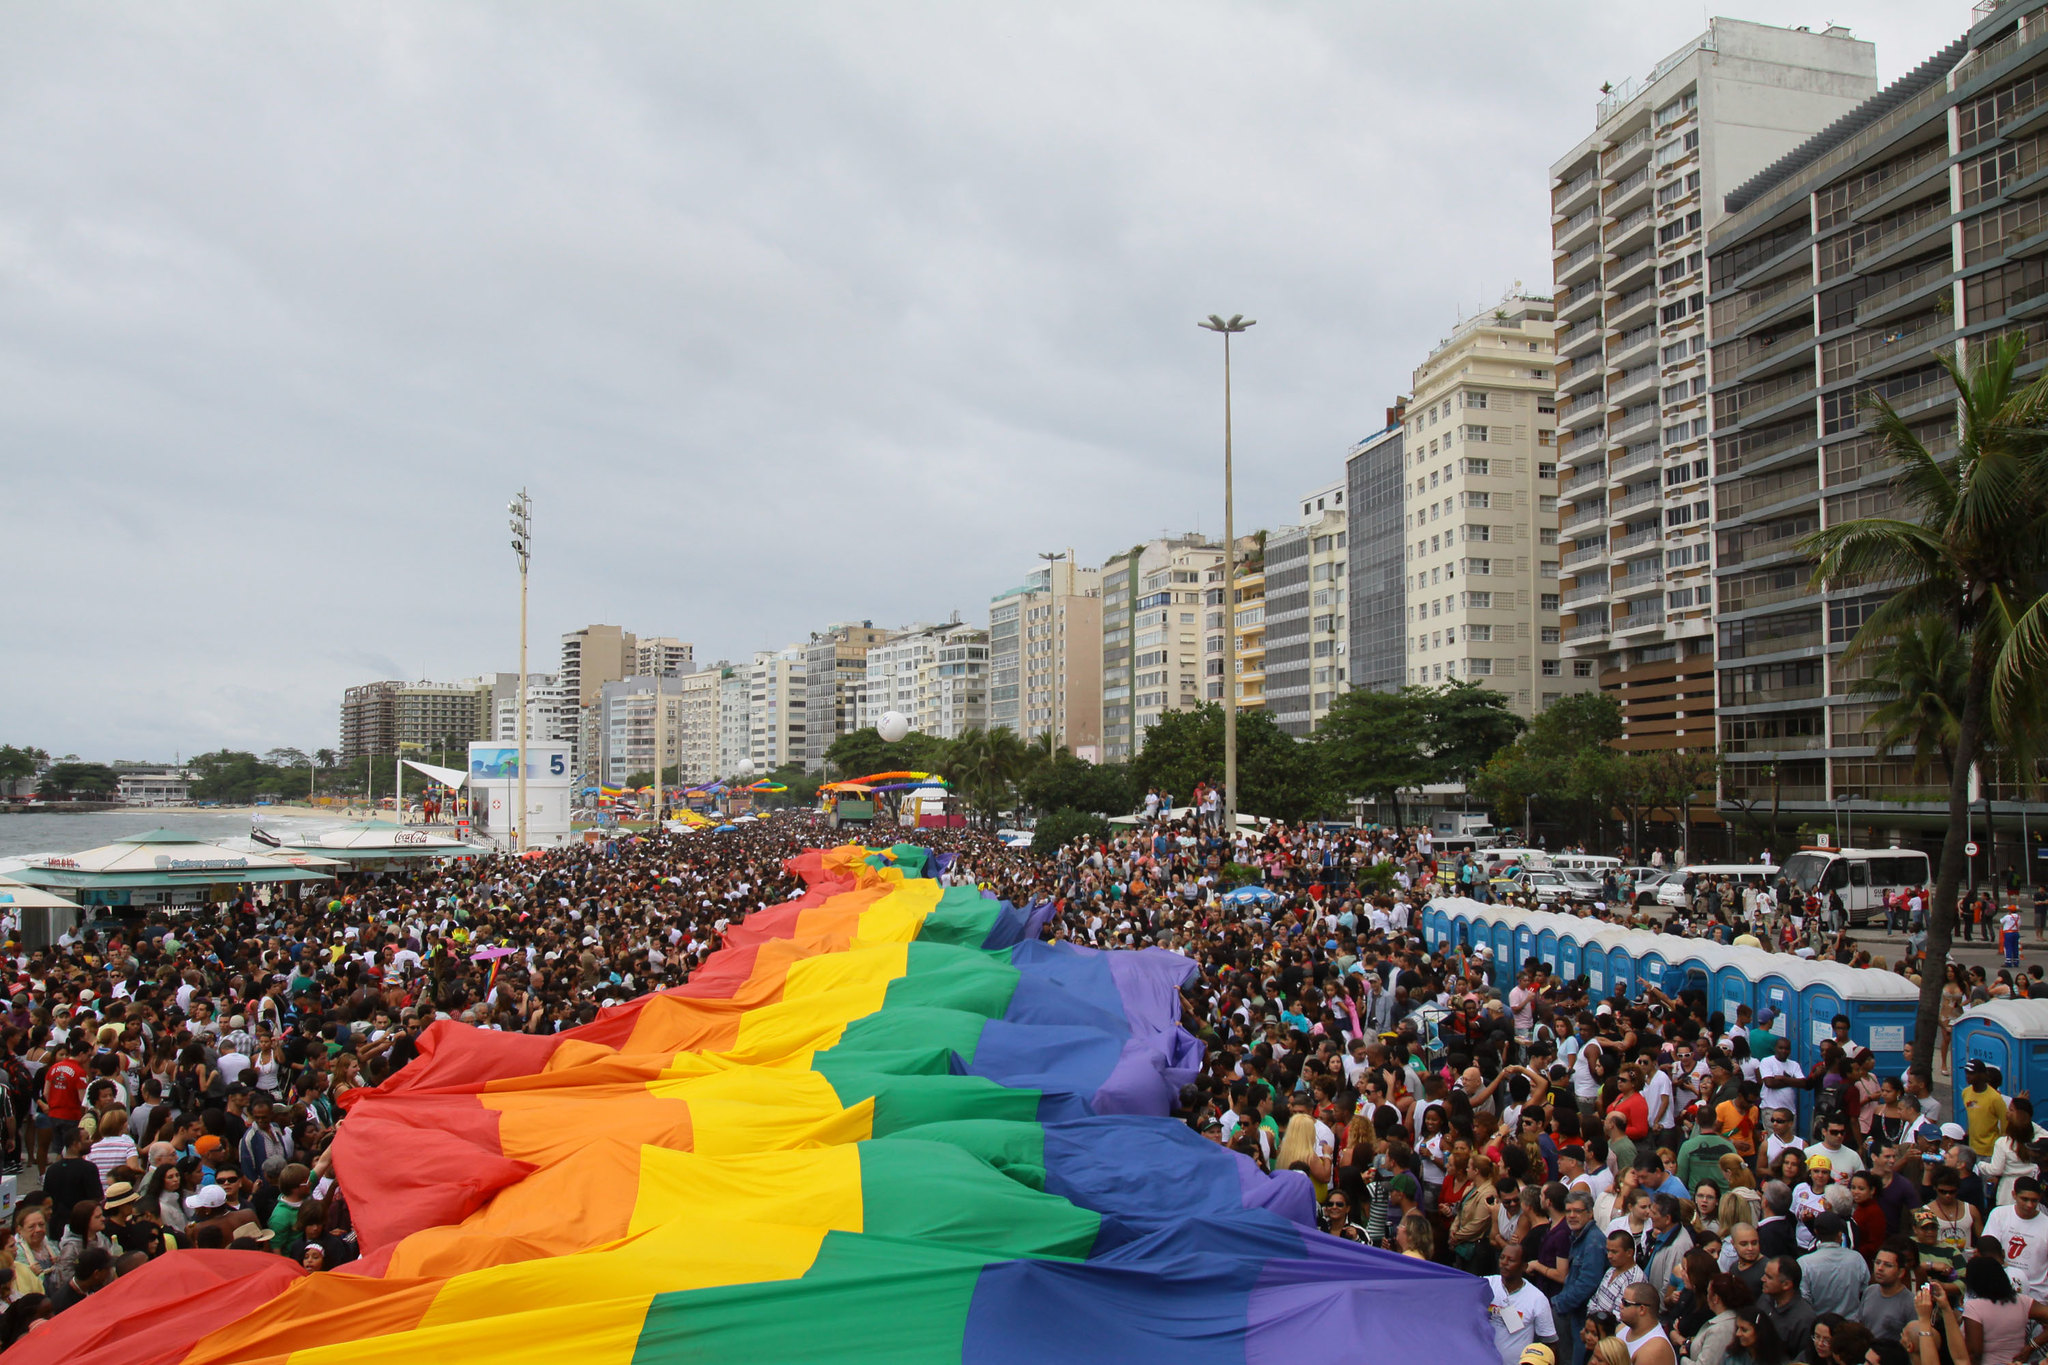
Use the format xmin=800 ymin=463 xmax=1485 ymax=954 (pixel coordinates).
xmin=1671 ymin=952 xmax=1714 ymax=1004
xmin=1712 ymin=957 xmax=1756 ymax=1027
xmin=1536 ymin=926 xmax=1560 ymax=974
xmin=1637 ymin=949 xmax=1670 ymax=996
xmin=1756 ymin=971 xmax=1800 ymax=1047
xmin=1561 ymin=933 xmax=1584 ymax=984
xmin=1606 ymin=941 xmax=1637 ymax=999
xmin=1805 ymin=963 xmax=1917 ymax=1077
xmin=1423 ymin=903 xmax=1446 ymax=949
xmin=1950 ymin=1001 xmax=2048 ymax=1119
xmin=1491 ymin=921 xmax=1517 ymax=983
xmin=1515 ymin=923 xmax=1537 ymax=974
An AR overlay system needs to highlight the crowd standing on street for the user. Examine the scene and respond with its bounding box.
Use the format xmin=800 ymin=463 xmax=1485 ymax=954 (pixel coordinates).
xmin=0 ymin=807 xmax=2042 ymax=1365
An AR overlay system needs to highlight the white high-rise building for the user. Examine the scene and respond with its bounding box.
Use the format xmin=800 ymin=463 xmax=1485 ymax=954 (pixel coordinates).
xmin=1550 ymin=19 xmax=1877 ymax=753
xmin=1401 ymin=294 xmax=1577 ymax=718
xmin=860 ymin=622 xmax=990 ymax=740
xmin=748 ymin=647 xmax=807 ymax=772
xmin=717 ymin=673 xmax=751 ymax=778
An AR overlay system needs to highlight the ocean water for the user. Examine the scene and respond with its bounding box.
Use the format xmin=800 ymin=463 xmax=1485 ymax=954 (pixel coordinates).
xmin=0 ymin=809 xmax=351 ymax=871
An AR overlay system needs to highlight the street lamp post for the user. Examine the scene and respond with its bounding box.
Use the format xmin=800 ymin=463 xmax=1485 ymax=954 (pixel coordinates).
xmin=1198 ymin=313 xmax=1253 ymax=835
xmin=509 ymin=490 xmax=532 ymax=854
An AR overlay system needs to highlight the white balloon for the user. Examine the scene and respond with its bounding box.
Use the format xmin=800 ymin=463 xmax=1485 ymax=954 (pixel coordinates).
xmin=732 ymin=759 xmax=756 ymax=778
xmin=877 ymin=711 xmax=910 ymax=743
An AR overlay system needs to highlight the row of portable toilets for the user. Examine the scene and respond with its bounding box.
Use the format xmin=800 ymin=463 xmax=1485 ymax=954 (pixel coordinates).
xmin=1422 ymin=896 xmax=1921 ymax=1130
xmin=1424 ymin=897 xmax=2048 ymax=1126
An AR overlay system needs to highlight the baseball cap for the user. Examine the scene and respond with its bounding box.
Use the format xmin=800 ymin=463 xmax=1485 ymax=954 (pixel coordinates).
xmin=1941 ymin=1122 xmax=1968 ymax=1143
xmin=183 ymin=1185 xmax=226 ymax=1213
xmin=1807 ymin=1153 xmax=1832 ymax=1172
xmin=1521 ymin=1349 xmax=1556 ymax=1365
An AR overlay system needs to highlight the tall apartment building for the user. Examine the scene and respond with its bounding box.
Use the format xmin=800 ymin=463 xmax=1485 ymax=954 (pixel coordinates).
xmin=1345 ymin=405 xmax=1409 ymax=695
xmin=748 ymin=647 xmax=807 ymax=772
xmin=988 ymin=557 xmax=1104 ymax=753
xmin=494 ymin=673 xmax=579 ymax=774
xmin=1229 ymin=551 xmax=1266 ymax=713
xmin=1552 ymin=20 xmax=1879 ymax=753
xmin=717 ymin=673 xmax=750 ymax=777
xmin=803 ymin=622 xmax=889 ymax=772
xmin=1101 ymin=535 xmax=1224 ymax=761
xmin=635 ymin=637 xmax=694 ymax=678
xmin=674 ymin=665 xmax=728 ymax=785
xmin=339 ymin=681 xmax=403 ymax=762
xmin=393 ymin=680 xmax=494 ymax=753
xmin=1706 ymin=6 xmax=2048 ymax=844
xmin=1266 ymin=483 xmax=1348 ymax=736
xmin=598 ymin=675 xmax=690 ymax=785
xmin=859 ymin=622 xmax=990 ymax=740
xmin=1401 ymin=296 xmax=1575 ymax=717
xmin=560 ymin=625 xmax=637 ymax=710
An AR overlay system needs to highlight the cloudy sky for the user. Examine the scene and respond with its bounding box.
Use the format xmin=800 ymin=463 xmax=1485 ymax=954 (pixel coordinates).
xmin=2 ymin=1 xmax=1965 ymax=760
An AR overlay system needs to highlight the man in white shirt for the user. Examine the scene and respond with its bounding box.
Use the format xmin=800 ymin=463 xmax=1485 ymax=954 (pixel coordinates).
xmin=1804 ymin=1116 xmax=1865 ymax=1178
xmin=1508 ymin=969 xmax=1537 ymax=1039
xmin=1758 ymin=1036 xmax=1807 ymax=1118
xmin=1487 ymin=1243 xmax=1557 ymax=1365
xmin=1987 ymin=1177 xmax=2048 ymax=1299
xmin=1644 ymin=1054 xmax=1677 ymax=1140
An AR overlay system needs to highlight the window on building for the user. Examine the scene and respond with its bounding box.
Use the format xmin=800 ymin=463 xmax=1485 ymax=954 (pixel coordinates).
xmin=1464 ymin=425 xmax=1490 ymax=442
xmin=1466 ymin=558 xmax=1491 ymax=576
xmin=1573 ymin=660 xmax=1594 ymax=677
xmin=1540 ymin=593 xmax=1560 ymax=611
xmin=1541 ymin=659 xmax=1560 ymax=676
xmin=1464 ymin=457 xmax=1491 ymax=476
xmin=1466 ymin=591 xmax=1492 ymax=609
xmin=1469 ymin=624 xmax=1492 ymax=642
xmin=1541 ymin=626 xmax=1561 ymax=643
xmin=1468 ymin=657 xmax=1493 ymax=675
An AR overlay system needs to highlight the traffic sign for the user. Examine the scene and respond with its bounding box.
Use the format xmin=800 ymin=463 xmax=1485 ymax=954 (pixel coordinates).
xmin=1966 ymin=841 xmax=1980 ymax=857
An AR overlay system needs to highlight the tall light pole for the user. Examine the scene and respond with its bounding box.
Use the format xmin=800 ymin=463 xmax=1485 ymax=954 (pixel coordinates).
xmin=509 ymin=490 xmax=532 ymax=853
xmin=1198 ymin=313 xmax=1254 ymax=833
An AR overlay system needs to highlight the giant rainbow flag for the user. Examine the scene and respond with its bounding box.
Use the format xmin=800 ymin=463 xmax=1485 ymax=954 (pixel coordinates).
xmin=22 ymin=844 xmax=1492 ymax=1365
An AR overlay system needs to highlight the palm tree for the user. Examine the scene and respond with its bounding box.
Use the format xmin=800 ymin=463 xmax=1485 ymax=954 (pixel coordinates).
xmin=1844 ymin=615 xmax=1967 ymax=784
xmin=1803 ymin=332 xmax=2048 ymax=1072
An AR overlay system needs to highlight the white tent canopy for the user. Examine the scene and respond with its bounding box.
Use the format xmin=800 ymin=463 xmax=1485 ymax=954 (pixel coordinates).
xmin=402 ymin=759 xmax=468 ymax=789
xmin=0 ymin=878 xmax=80 ymax=910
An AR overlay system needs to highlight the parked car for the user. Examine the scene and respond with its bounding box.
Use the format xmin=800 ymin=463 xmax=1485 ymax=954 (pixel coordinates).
xmin=1556 ymin=870 xmax=1606 ymax=904
xmin=1510 ymin=869 xmax=1575 ymax=905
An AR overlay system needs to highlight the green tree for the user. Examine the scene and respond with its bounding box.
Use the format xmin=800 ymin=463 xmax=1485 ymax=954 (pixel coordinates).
xmin=1032 ymin=807 xmax=1109 ymax=854
xmin=1845 ymin=615 xmax=1968 ymax=783
xmin=1132 ymin=703 xmax=1334 ymax=822
xmin=0 ymin=745 xmax=47 ymax=783
xmin=1469 ymin=692 xmax=1625 ymax=842
xmin=1314 ymin=689 xmax=1433 ymax=828
xmin=823 ymin=727 xmax=953 ymax=781
xmin=1416 ymin=681 xmax=1525 ymax=786
xmin=1021 ymin=752 xmax=1135 ymax=817
xmin=38 ymin=762 xmax=123 ymax=797
xmin=1804 ymin=333 xmax=2048 ymax=1073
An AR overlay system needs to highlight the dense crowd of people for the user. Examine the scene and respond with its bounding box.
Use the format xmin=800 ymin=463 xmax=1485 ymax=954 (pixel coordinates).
xmin=0 ymin=809 xmax=2038 ymax=1365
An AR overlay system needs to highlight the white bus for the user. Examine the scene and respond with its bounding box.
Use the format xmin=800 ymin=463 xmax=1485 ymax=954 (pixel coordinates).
xmin=1779 ymin=846 xmax=1933 ymax=925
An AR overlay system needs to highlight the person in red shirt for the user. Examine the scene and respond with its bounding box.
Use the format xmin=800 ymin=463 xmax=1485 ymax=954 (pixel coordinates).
xmin=1848 ymin=1170 xmax=1889 ymax=1263
xmin=40 ymin=1035 xmax=91 ymax=1169
xmin=1607 ymin=1064 xmax=1652 ymax=1141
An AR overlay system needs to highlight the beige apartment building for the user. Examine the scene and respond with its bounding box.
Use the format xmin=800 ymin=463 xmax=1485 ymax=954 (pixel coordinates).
xmin=803 ymin=622 xmax=890 ymax=772
xmin=1550 ymin=20 xmax=1877 ymax=753
xmin=989 ymin=557 xmax=1102 ymax=754
xmin=560 ymin=624 xmax=637 ymax=710
xmin=1401 ymin=295 xmax=1577 ymax=718
xmin=634 ymin=637 xmax=694 ymax=678
xmin=1100 ymin=535 xmax=1225 ymax=762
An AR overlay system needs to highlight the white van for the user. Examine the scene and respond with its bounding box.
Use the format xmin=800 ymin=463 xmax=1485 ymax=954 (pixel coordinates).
xmin=1780 ymin=846 xmax=1933 ymax=925
xmin=1550 ymin=853 xmax=1623 ymax=875
xmin=1652 ymin=863 xmax=1780 ymax=910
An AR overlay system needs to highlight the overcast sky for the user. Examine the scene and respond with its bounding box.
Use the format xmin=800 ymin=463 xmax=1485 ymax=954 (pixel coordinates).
xmin=1 ymin=1 xmax=1967 ymax=761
